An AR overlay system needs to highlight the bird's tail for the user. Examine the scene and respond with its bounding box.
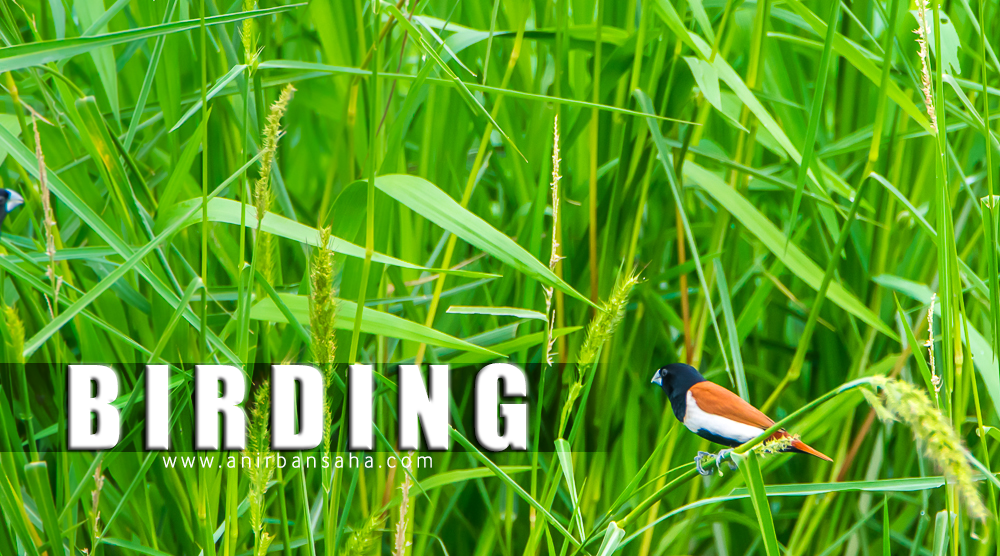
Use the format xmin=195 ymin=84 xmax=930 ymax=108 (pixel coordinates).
xmin=789 ymin=438 xmax=833 ymax=462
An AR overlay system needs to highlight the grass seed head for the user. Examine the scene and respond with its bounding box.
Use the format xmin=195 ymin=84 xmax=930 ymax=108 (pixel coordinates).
xmin=255 ymin=531 xmax=274 ymax=556
xmin=3 ymin=304 xmax=26 ymax=365
xmin=543 ymin=115 xmax=563 ymax=367
xmin=91 ymin=464 xmax=105 ymax=541
xmin=575 ymin=268 xmax=641 ymax=373
xmin=925 ymin=294 xmax=941 ymax=392
xmin=310 ymin=226 xmax=338 ymax=451
xmin=241 ymin=0 xmax=260 ymax=73
xmin=393 ymin=462 xmax=413 ymax=556
xmin=344 ymin=510 xmax=387 ymax=556
xmin=754 ymin=434 xmax=798 ymax=457
xmin=310 ymin=226 xmax=337 ymax=369
xmin=258 ymin=230 xmax=276 ymax=286
xmin=244 ymin=381 xmax=274 ymax=537
xmin=913 ymin=0 xmax=938 ymax=133
xmin=548 ymin=115 xmax=564 ymax=272
xmin=254 ymin=83 xmax=296 ymax=228
xmin=32 ymin=115 xmax=63 ymax=309
xmin=868 ymin=377 xmax=987 ymax=519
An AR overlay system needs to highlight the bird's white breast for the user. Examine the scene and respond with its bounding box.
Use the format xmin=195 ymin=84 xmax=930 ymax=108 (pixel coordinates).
xmin=683 ymin=391 xmax=764 ymax=443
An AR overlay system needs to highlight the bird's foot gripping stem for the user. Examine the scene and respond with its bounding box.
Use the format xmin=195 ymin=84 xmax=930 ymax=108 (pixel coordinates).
xmin=717 ymin=449 xmax=738 ymax=471
xmin=695 ymin=450 xmax=739 ymax=476
xmin=694 ymin=451 xmax=713 ymax=476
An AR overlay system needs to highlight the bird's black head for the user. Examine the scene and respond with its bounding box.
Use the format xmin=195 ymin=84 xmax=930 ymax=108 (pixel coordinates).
xmin=651 ymin=363 xmax=706 ymax=421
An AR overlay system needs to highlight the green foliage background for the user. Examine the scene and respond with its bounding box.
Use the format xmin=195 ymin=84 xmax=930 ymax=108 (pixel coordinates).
xmin=0 ymin=0 xmax=999 ymax=554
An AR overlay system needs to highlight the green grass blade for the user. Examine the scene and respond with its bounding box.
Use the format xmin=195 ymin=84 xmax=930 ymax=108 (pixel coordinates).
xmin=788 ymin=0 xmax=840 ymax=242
xmin=554 ymin=438 xmax=585 ymax=538
xmin=380 ymin=1 xmax=525 ymax=162
xmin=786 ymin=182 xmax=869 ymax=381
xmin=595 ymin=522 xmax=625 ymax=556
xmin=636 ymin=89 xmax=731 ymax=374
xmin=442 ymin=327 xmax=581 ymax=365
xmin=931 ymin=511 xmax=952 ymax=556
xmin=76 ymin=96 xmax=136 ymax=230
xmin=893 ymin=294 xmax=936 ymax=395
xmin=157 ymin=197 xmax=494 ymax=278
xmin=372 ymin=174 xmax=595 ymax=308
xmin=249 ymin=293 xmax=500 ymax=355
xmin=24 ymin=462 xmax=62 ymax=556
xmin=450 ymin=428 xmax=579 ymax=547
xmin=156 ymin=109 xmax=212 ymax=214
xmin=123 ymin=0 xmax=178 ymax=151
xmin=149 ymin=277 xmax=204 ymax=363
xmin=714 ymin=259 xmax=748 ymax=399
xmin=101 ymin=452 xmax=158 ymax=535
xmin=781 ymin=0 xmax=933 ymax=134
xmin=883 ymin=495 xmax=891 ymax=554
xmin=685 ymin=161 xmax=897 ymax=340
xmin=736 ymin=451 xmax=780 ymax=556
xmin=253 ymin=268 xmax=310 ymax=345
xmin=985 ymin=198 xmax=1000 ymax=360
xmin=75 ymin=0 xmax=120 ymax=123
xmin=0 ymin=4 xmax=303 ymax=72
xmin=730 ymin=475 xmax=985 ymax=496
xmin=20 ymin=167 xmax=232 ymax=357
xmin=170 ymin=64 xmax=247 ymax=132
xmin=259 ymin=60 xmax=692 ymax=123
xmin=0 ymin=113 xmax=244 ymax=363
xmin=446 ymin=306 xmax=547 ymax=321
xmin=102 ymin=537 xmax=174 ymax=556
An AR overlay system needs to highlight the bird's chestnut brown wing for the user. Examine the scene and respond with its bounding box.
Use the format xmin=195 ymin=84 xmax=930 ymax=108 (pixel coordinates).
xmin=689 ymin=382 xmax=833 ymax=461
xmin=688 ymin=382 xmax=774 ymax=429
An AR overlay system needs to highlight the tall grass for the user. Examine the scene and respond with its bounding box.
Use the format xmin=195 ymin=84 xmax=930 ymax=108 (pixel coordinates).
xmin=0 ymin=0 xmax=999 ymax=554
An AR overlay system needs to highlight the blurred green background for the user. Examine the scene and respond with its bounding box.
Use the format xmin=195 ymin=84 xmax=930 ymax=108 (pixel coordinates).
xmin=0 ymin=0 xmax=999 ymax=554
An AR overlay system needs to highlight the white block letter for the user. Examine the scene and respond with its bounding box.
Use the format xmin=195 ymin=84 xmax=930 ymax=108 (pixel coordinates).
xmin=398 ymin=365 xmax=450 ymax=450
xmin=272 ymin=365 xmax=324 ymax=450
xmin=475 ymin=363 xmax=528 ymax=451
xmin=195 ymin=365 xmax=247 ymax=450
xmin=68 ymin=365 xmax=121 ymax=450
xmin=349 ymin=364 xmax=374 ymax=450
xmin=146 ymin=365 xmax=170 ymax=450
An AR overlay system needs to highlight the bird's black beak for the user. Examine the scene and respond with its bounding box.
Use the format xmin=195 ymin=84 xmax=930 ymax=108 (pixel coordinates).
xmin=5 ymin=190 xmax=24 ymax=212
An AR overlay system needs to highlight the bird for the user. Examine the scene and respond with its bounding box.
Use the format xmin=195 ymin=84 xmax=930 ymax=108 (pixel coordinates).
xmin=0 ymin=188 xmax=25 ymax=238
xmin=651 ymin=363 xmax=832 ymax=475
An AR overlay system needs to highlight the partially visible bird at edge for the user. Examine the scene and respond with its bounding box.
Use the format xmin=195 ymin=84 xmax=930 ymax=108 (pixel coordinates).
xmin=0 ymin=189 xmax=25 ymax=240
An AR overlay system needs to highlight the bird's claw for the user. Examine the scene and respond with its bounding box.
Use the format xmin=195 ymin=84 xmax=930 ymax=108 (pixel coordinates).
xmin=718 ymin=449 xmax=738 ymax=471
xmin=694 ymin=451 xmax=713 ymax=476
xmin=695 ymin=450 xmax=738 ymax=476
